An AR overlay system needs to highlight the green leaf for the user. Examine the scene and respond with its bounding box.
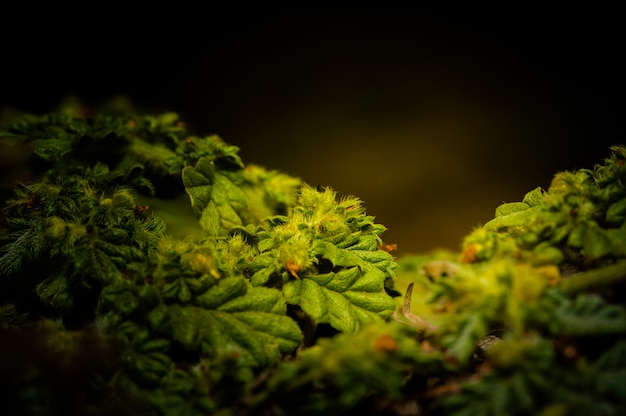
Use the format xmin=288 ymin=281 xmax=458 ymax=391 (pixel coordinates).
xmin=35 ymin=275 xmax=74 ymax=310
xmin=250 ymin=253 xmax=277 ymax=286
xmin=312 ymin=240 xmax=394 ymax=274
xmin=522 ymin=187 xmax=545 ymax=207
xmin=168 ymin=277 xmax=301 ymax=367
xmin=444 ymin=314 xmax=487 ymax=360
xmin=194 ymin=275 xmax=248 ymax=309
xmin=30 ymin=137 xmax=74 ymax=162
xmin=126 ymin=138 xmax=178 ymax=176
xmin=283 ymin=272 xmax=396 ymax=332
xmin=495 ymin=202 xmax=530 ymax=218
xmin=182 ymin=161 xmax=213 ymax=214
xmin=552 ymin=294 xmax=626 ymax=336
xmin=606 ymin=197 xmax=626 ymax=224
xmin=567 ymin=222 xmax=622 ymax=258
xmin=484 ymin=206 xmax=542 ymax=232
xmin=182 ymin=157 xmax=249 ymax=236
xmin=218 ymin=285 xmax=287 ymax=315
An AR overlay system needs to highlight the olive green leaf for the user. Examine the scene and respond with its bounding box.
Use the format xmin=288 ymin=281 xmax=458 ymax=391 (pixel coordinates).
xmin=522 ymin=187 xmax=545 ymax=207
xmin=485 ymin=187 xmax=545 ymax=232
xmin=485 ymin=205 xmax=541 ymax=232
xmin=283 ymin=267 xmax=396 ymax=332
xmin=30 ymin=137 xmax=75 ymax=161
xmin=167 ymin=277 xmax=302 ymax=368
xmin=246 ymin=185 xmax=397 ymax=331
xmin=182 ymin=157 xmax=249 ymax=236
xmin=551 ymin=293 xmax=626 ymax=336
xmin=606 ymin=197 xmax=626 ymax=224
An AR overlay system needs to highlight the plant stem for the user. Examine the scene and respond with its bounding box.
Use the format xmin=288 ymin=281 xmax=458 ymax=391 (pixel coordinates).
xmin=561 ymin=260 xmax=626 ymax=295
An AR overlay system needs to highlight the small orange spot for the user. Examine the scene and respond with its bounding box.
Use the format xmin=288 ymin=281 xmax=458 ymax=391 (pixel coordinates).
xmin=460 ymin=244 xmax=478 ymax=263
xmin=554 ymin=335 xmax=579 ymax=361
xmin=175 ymin=121 xmax=186 ymax=128
xmin=286 ymin=259 xmax=302 ymax=278
xmin=420 ymin=340 xmax=435 ymax=353
xmin=374 ymin=334 xmax=398 ymax=352
xmin=185 ymin=138 xmax=194 ymax=146
xmin=378 ymin=243 xmax=398 ymax=253
xmin=563 ymin=346 xmax=577 ymax=359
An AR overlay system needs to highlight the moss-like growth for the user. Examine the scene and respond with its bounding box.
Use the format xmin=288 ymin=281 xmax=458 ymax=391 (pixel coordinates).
xmin=1 ymin=101 xmax=625 ymax=415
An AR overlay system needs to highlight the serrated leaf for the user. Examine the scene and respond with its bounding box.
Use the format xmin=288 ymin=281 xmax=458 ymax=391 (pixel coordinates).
xmin=322 ymin=268 xmax=360 ymax=292
xmin=30 ymin=137 xmax=74 ymax=161
xmin=250 ymin=253 xmax=277 ymax=286
xmin=218 ymin=285 xmax=287 ymax=315
xmin=183 ymin=157 xmax=249 ymax=236
xmin=283 ymin=275 xmax=395 ymax=332
xmin=182 ymin=163 xmax=212 ymax=214
xmin=352 ymin=249 xmax=394 ymax=270
xmin=311 ymin=240 xmax=360 ymax=268
xmin=194 ymin=276 xmax=248 ymax=309
xmin=484 ymin=206 xmax=541 ymax=231
xmin=522 ymin=187 xmax=545 ymax=207
xmin=127 ymin=138 xmax=178 ymax=176
xmin=168 ymin=279 xmax=301 ymax=367
xmin=495 ymin=202 xmax=530 ymax=218
xmin=342 ymin=290 xmax=399 ymax=313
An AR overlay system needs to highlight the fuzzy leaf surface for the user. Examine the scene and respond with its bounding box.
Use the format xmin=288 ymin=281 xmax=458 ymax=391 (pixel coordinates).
xmin=283 ymin=267 xmax=396 ymax=332
xmin=182 ymin=157 xmax=248 ymax=236
xmin=168 ymin=277 xmax=302 ymax=367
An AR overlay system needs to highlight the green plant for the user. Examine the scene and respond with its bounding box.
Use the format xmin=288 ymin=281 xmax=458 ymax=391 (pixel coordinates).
xmin=1 ymin=100 xmax=625 ymax=415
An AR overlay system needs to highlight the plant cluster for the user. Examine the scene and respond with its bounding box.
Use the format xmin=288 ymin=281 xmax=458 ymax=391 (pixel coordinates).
xmin=1 ymin=101 xmax=625 ymax=415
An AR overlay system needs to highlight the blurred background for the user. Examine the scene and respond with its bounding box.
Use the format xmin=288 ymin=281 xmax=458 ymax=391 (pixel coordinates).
xmin=1 ymin=8 xmax=623 ymax=254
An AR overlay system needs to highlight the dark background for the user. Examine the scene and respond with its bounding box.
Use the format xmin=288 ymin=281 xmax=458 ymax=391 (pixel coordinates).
xmin=1 ymin=8 xmax=623 ymax=254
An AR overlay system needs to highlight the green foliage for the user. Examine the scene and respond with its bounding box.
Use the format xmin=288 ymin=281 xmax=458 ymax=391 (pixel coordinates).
xmin=252 ymin=322 xmax=449 ymax=415
xmin=0 ymin=101 xmax=397 ymax=414
xmin=182 ymin=156 xmax=249 ymax=236
xmin=250 ymin=184 xmax=397 ymax=331
xmin=471 ymin=145 xmax=626 ymax=266
xmin=1 ymin=101 xmax=625 ymax=415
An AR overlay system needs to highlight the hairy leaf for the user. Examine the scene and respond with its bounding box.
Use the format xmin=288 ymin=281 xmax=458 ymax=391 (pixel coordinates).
xmin=283 ymin=269 xmax=395 ymax=332
xmin=168 ymin=277 xmax=301 ymax=367
xmin=182 ymin=157 xmax=249 ymax=236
